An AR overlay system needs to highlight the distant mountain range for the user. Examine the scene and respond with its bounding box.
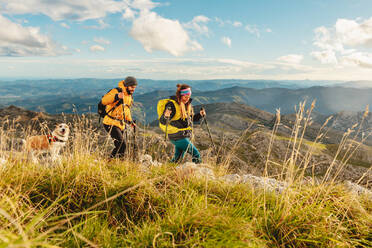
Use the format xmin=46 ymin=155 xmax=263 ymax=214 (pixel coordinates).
xmin=0 ymin=78 xmax=313 ymax=113
xmin=135 ymin=86 xmax=372 ymax=122
xmin=190 ymin=86 xmax=372 ymax=115
xmin=0 ymin=79 xmax=372 ymax=122
xmin=0 ymin=79 xmax=371 ymax=124
xmin=338 ymin=81 xmax=372 ymax=88
xmin=0 ymin=78 xmax=343 ymax=93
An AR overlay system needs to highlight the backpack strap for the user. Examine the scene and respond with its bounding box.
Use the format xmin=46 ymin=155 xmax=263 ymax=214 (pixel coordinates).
xmin=107 ymin=99 xmax=122 ymax=115
xmin=105 ymin=87 xmax=127 ymax=120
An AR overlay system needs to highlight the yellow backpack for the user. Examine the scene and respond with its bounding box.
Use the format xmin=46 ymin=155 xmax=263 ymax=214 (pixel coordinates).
xmin=157 ymin=99 xmax=192 ymax=134
xmin=157 ymin=99 xmax=173 ymax=133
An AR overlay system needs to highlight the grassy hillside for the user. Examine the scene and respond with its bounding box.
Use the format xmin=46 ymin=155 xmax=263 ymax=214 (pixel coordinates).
xmin=0 ymin=104 xmax=371 ymax=247
xmin=1 ymin=157 xmax=371 ymax=247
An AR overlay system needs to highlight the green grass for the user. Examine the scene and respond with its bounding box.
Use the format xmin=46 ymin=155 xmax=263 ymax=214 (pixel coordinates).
xmin=0 ymin=156 xmax=371 ymax=247
xmin=276 ymin=134 xmax=327 ymax=151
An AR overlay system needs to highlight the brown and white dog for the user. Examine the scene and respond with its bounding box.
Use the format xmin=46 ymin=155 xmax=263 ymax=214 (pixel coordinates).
xmin=23 ymin=123 xmax=70 ymax=163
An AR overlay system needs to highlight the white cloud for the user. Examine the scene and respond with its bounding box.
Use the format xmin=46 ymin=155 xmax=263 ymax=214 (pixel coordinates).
xmin=0 ymin=15 xmax=66 ymax=56
xmin=312 ymin=17 xmax=372 ymax=69
xmin=221 ymin=37 xmax=231 ymax=47
xmin=245 ymin=24 xmax=260 ymax=37
xmin=277 ymin=54 xmax=304 ymax=64
xmin=0 ymin=57 xmax=267 ymax=79
xmin=0 ymin=0 xmax=128 ymax=21
xmin=215 ymin=17 xmax=224 ymax=26
xmin=75 ymin=48 xmax=81 ymax=53
xmin=335 ymin=18 xmax=372 ymax=47
xmin=122 ymin=8 xmax=136 ymax=20
xmin=83 ymin=19 xmax=109 ymax=30
xmin=93 ymin=37 xmax=111 ymax=45
xmin=90 ymin=45 xmax=105 ymax=52
xmin=130 ymin=0 xmax=159 ymax=11
xmin=341 ymin=52 xmax=372 ymax=68
xmin=184 ymin=15 xmax=210 ymax=35
xmin=215 ymin=18 xmax=243 ymax=28
xmin=266 ymin=28 xmax=272 ymax=33
xmin=3 ymin=56 xmax=372 ymax=80
xmin=130 ymin=10 xmax=203 ymax=56
xmin=311 ymin=50 xmax=338 ymax=65
xmin=216 ymin=58 xmax=272 ymax=70
xmin=193 ymin=15 xmax=209 ymax=23
xmin=90 ymin=57 xmax=272 ymax=78
xmin=313 ymin=26 xmax=344 ymax=52
xmin=272 ymin=63 xmax=314 ymax=73
xmin=232 ymin=21 xmax=242 ymax=27
xmin=60 ymin=22 xmax=70 ymax=29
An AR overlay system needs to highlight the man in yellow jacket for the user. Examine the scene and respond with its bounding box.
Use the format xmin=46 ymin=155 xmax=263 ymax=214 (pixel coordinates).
xmin=102 ymin=76 xmax=137 ymax=158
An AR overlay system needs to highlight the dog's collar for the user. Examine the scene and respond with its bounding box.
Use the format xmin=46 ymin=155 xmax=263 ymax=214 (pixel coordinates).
xmin=47 ymin=134 xmax=65 ymax=143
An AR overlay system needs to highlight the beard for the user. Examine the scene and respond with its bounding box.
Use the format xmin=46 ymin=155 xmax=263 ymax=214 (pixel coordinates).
xmin=126 ymin=88 xmax=134 ymax=95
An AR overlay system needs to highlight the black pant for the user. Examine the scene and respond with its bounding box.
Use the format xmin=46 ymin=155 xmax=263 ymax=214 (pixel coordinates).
xmin=104 ymin=124 xmax=126 ymax=158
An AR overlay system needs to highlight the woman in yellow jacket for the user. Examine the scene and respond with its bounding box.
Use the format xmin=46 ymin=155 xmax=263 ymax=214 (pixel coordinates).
xmin=101 ymin=76 xmax=137 ymax=158
xmin=159 ymin=84 xmax=206 ymax=164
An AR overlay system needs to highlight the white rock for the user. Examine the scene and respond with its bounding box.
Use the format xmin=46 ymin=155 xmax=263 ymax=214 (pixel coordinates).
xmin=176 ymin=162 xmax=198 ymax=170
xmin=241 ymin=174 xmax=287 ymax=193
xmin=176 ymin=162 xmax=216 ymax=180
xmin=139 ymin=154 xmax=153 ymax=164
xmin=195 ymin=167 xmax=215 ymax=179
xmin=138 ymin=154 xmax=163 ymax=170
xmin=344 ymin=181 xmax=372 ymax=199
xmin=220 ymin=174 xmax=241 ymax=183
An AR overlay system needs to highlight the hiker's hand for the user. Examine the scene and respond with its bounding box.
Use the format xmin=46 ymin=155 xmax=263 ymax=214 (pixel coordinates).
xmin=164 ymin=109 xmax=172 ymax=118
xmin=200 ymin=108 xmax=206 ymax=117
xmin=118 ymin=92 xmax=124 ymax=99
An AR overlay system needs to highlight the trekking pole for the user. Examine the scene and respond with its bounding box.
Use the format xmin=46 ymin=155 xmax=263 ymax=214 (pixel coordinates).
xmin=122 ymin=101 xmax=129 ymax=158
xmin=164 ymin=106 xmax=171 ymax=141
xmin=132 ymin=120 xmax=138 ymax=161
xmin=200 ymin=107 xmax=217 ymax=154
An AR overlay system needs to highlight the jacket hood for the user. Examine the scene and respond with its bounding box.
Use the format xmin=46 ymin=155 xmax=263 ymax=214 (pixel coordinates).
xmin=118 ymin=80 xmax=129 ymax=96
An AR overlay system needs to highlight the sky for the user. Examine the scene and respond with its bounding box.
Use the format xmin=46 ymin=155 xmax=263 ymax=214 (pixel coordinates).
xmin=0 ymin=0 xmax=372 ymax=81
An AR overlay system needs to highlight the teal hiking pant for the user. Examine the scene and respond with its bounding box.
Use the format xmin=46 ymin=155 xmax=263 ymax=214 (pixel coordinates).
xmin=170 ymin=138 xmax=201 ymax=164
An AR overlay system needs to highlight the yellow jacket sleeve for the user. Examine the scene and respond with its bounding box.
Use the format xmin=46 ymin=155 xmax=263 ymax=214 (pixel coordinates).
xmin=101 ymin=88 xmax=119 ymax=105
